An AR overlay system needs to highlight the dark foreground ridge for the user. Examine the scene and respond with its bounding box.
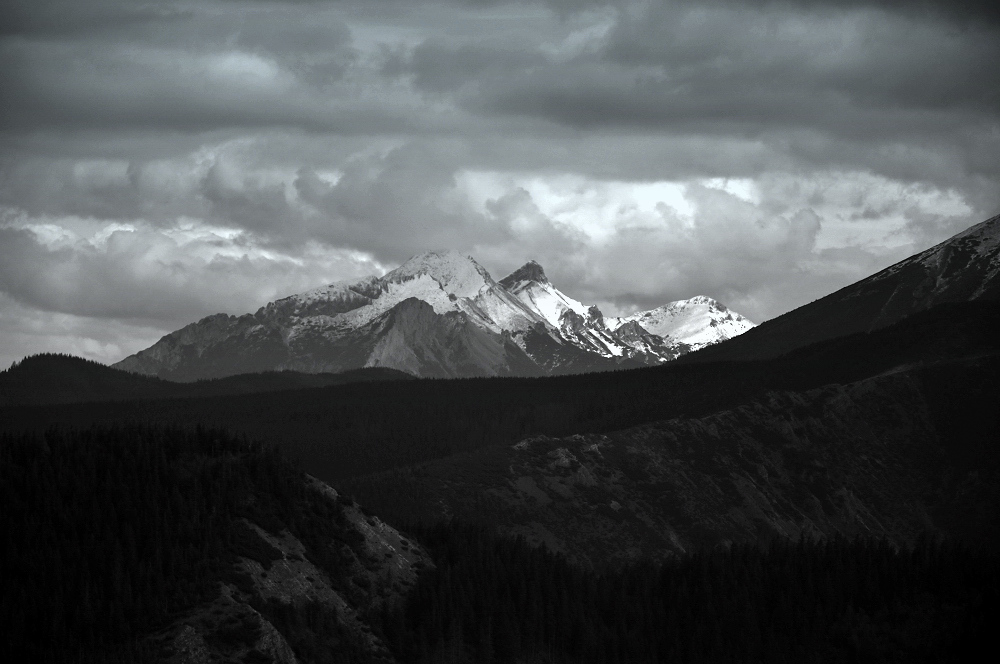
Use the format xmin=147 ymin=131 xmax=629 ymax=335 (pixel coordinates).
xmin=0 ymin=425 xmax=426 ymax=663
xmin=2 ymin=424 xmax=995 ymax=664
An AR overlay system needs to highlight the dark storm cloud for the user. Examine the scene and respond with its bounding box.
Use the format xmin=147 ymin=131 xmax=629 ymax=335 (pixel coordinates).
xmin=226 ymin=0 xmax=1000 ymax=25
xmin=0 ymin=0 xmax=385 ymax=134
xmin=0 ymin=0 xmax=190 ymax=37
xmin=293 ymin=142 xmax=517 ymax=260
xmin=729 ymin=1 xmax=1000 ymax=26
xmin=0 ymin=41 xmax=418 ymax=134
xmin=385 ymin=0 xmax=1000 ymax=217
xmin=200 ymin=159 xmax=297 ymax=233
xmin=0 ymin=156 xmax=147 ymax=221
xmin=404 ymin=37 xmax=546 ymax=93
xmin=1 ymin=0 xmax=998 ymax=365
xmin=602 ymin=3 xmax=1000 ymax=111
xmin=456 ymin=3 xmax=1000 ymax=142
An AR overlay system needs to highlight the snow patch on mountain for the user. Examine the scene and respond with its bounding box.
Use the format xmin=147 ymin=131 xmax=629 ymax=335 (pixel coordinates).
xmin=500 ymin=262 xmax=637 ymax=360
xmin=529 ymin=284 xmax=591 ymax=329
xmin=383 ymin=250 xmax=492 ymax=298
xmin=272 ymin=252 xmax=544 ymax=340
xmin=917 ymin=214 xmax=1000 ymax=263
xmin=342 ymin=274 xmax=467 ymax=329
xmin=286 ymin=275 xmax=382 ymax=309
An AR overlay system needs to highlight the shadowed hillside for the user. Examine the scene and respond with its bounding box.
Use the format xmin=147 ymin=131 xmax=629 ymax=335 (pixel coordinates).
xmin=343 ymin=353 xmax=1000 ymax=564
xmin=686 ymin=213 xmax=1000 ymax=363
xmin=3 ymin=302 xmax=997 ymax=485
xmin=0 ymin=424 xmax=428 ymax=663
xmin=2 ymin=424 xmax=995 ymax=664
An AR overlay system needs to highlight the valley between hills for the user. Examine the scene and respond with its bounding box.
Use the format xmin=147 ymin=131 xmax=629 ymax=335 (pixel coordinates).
xmin=2 ymin=214 xmax=1000 ymax=663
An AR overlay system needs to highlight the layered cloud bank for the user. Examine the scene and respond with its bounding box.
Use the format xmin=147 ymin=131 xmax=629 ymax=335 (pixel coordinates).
xmin=2 ymin=0 xmax=997 ymax=367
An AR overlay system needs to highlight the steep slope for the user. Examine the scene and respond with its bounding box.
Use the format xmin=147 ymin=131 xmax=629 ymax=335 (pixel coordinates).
xmin=116 ymin=251 xmax=754 ymax=380
xmin=3 ymin=429 xmax=992 ymax=664
xmin=689 ymin=213 xmax=1000 ymax=362
xmin=361 ymin=298 xmax=543 ymax=378
xmin=499 ymin=260 xmax=591 ymax=330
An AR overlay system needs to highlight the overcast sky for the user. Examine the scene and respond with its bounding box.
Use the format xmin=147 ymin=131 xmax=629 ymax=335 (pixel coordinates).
xmin=1 ymin=0 xmax=998 ymax=368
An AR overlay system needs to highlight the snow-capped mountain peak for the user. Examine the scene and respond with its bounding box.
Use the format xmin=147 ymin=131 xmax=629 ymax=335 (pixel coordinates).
xmin=495 ymin=262 xmax=750 ymax=363
xmin=115 ymin=252 xmax=755 ymax=380
xmin=611 ymin=296 xmax=755 ymax=351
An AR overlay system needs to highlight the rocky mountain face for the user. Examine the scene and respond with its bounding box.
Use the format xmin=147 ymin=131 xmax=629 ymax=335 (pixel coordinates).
xmin=498 ymin=260 xmax=690 ymax=366
xmin=690 ymin=213 xmax=1000 ymax=362
xmin=115 ymin=252 xmax=753 ymax=381
xmin=357 ymin=353 xmax=999 ymax=567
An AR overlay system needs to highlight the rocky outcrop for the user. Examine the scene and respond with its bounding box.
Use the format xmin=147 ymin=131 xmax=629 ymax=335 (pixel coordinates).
xmin=498 ymin=259 xmax=548 ymax=287
xmin=149 ymin=477 xmax=432 ymax=663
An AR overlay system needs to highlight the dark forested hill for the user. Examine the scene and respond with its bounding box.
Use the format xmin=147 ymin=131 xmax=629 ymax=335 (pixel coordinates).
xmin=0 ymin=424 xmax=428 ymax=663
xmin=2 ymin=424 xmax=995 ymax=664
xmin=394 ymin=524 xmax=996 ymax=664
xmin=0 ymin=353 xmax=412 ymax=407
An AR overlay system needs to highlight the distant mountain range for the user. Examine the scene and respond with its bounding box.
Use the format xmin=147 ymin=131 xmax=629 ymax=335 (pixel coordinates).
xmin=113 ymin=253 xmax=753 ymax=380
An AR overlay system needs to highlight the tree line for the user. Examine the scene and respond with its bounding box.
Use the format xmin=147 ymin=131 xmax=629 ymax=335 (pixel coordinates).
xmin=384 ymin=522 xmax=997 ymax=663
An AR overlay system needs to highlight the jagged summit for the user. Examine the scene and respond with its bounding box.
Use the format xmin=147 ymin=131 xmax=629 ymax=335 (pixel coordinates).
xmin=500 ymin=260 xmax=549 ymax=288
